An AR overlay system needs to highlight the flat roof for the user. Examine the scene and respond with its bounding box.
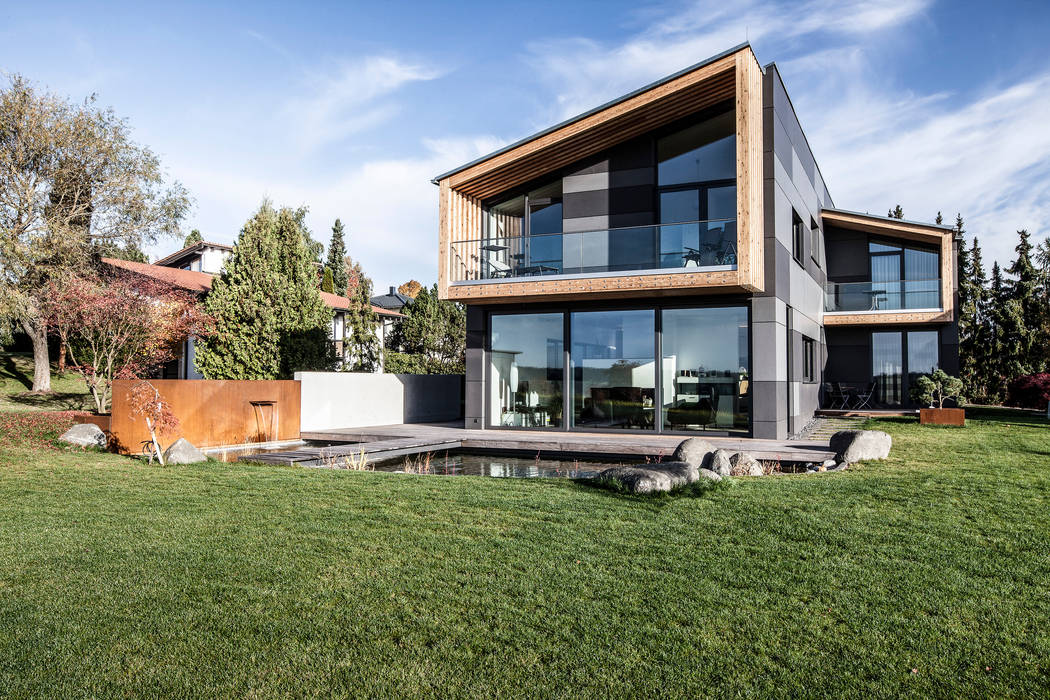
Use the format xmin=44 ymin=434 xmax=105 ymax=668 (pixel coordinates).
xmin=822 ymin=207 xmax=955 ymax=232
xmin=431 ymin=42 xmax=751 ymax=185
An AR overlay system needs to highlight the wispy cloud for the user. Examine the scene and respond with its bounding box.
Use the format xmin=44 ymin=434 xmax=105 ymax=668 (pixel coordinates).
xmin=525 ymin=0 xmax=932 ymax=122
xmin=522 ymin=0 xmax=1047 ymax=265
xmin=286 ymin=56 xmax=445 ymax=150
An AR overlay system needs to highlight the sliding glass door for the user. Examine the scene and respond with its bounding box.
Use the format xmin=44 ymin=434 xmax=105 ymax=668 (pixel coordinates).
xmin=490 ymin=304 xmax=751 ymax=435
xmin=871 ymin=330 xmax=940 ymax=407
xmin=571 ymin=310 xmax=656 ymax=430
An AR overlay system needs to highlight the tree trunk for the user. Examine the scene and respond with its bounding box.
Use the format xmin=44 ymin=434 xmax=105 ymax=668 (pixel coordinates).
xmin=21 ymin=318 xmax=51 ymax=393
xmin=58 ymin=340 xmax=67 ymax=373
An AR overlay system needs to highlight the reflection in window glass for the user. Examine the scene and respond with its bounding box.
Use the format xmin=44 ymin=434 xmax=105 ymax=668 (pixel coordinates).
xmin=662 ymin=307 xmax=749 ymax=434
xmin=490 ymin=314 xmax=564 ymax=428
xmin=872 ymin=331 xmax=903 ymax=406
xmin=907 ymin=331 xmax=939 ymax=384
xmin=571 ymin=310 xmax=655 ymax=430
xmin=657 ymin=111 xmax=735 ymax=186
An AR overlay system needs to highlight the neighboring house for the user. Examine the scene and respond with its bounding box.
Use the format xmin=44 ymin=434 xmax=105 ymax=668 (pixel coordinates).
xmin=103 ymin=257 xmax=402 ymax=378
xmin=370 ymin=285 xmax=414 ymax=350
xmin=433 ymin=43 xmax=958 ymax=439
xmin=154 ymin=240 xmax=233 ymax=274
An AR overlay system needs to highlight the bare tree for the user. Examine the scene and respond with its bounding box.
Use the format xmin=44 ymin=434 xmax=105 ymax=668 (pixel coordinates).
xmin=0 ymin=75 xmax=190 ymax=391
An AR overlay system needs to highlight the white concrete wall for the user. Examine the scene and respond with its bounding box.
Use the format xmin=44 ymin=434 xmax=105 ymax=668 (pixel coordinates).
xmin=296 ymin=372 xmax=462 ymax=431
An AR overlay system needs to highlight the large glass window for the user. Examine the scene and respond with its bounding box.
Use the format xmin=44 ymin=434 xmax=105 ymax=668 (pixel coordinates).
xmin=657 ymin=111 xmax=735 ymax=186
xmin=490 ymin=314 xmax=564 ymax=428
xmin=661 ymin=307 xmax=749 ymax=433
xmin=869 ymin=240 xmax=940 ymax=310
xmin=571 ymin=310 xmax=655 ymax=430
xmin=907 ymin=330 xmax=939 ymax=386
xmin=872 ymin=331 xmax=903 ymax=406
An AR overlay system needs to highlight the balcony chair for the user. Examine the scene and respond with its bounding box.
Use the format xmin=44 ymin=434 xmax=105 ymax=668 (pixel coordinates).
xmin=485 ymin=258 xmax=512 ymax=279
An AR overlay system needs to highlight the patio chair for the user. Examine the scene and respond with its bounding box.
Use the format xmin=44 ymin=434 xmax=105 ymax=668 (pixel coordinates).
xmin=834 ymin=382 xmax=856 ymax=410
xmin=852 ymin=381 xmax=877 ymax=410
xmin=823 ymin=382 xmax=849 ymax=410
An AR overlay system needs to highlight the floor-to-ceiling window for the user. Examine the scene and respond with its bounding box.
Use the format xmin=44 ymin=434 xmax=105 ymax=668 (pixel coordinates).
xmin=489 ymin=304 xmax=751 ymax=434
xmin=872 ymin=331 xmax=903 ymax=405
xmin=571 ymin=310 xmax=656 ymax=430
xmin=657 ymin=110 xmax=737 ymax=269
xmin=661 ymin=307 xmax=749 ymax=432
xmin=869 ymin=240 xmax=940 ymax=311
xmin=871 ymin=329 xmax=940 ymax=407
xmin=489 ymin=313 xmax=564 ymax=428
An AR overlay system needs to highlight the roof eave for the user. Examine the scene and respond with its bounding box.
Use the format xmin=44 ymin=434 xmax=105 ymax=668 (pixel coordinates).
xmin=430 ymin=41 xmax=752 ymax=186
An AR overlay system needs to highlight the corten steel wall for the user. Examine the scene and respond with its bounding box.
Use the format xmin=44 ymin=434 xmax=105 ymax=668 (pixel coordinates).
xmin=109 ymin=379 xmax=301 ymax=453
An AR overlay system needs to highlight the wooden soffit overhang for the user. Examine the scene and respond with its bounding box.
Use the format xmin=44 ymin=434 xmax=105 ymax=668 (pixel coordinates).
xmin=434 ymin=44 xmax=752 ymax=201
xmin=820 ymin=208 xmax=954 ymax=246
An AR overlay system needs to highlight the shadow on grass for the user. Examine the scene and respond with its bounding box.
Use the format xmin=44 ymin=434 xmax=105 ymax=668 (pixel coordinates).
xmin=1 ymin=354 xmax=32 ymax=390
xmin=4 ymin=391 xmax=92 ymax=411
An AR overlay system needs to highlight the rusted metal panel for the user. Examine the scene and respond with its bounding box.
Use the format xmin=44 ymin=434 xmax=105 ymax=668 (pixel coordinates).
xmin=109 ymin=379 xmax=301 ymax=453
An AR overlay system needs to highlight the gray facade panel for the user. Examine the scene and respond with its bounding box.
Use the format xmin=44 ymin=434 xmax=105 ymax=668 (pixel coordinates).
xmin=752 ymin=381 xmax=786 ymax=423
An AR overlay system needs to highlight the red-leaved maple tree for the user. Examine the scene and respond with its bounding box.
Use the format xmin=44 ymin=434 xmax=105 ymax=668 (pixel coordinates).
xmin=43 ymin=270 xmax=212 ymax=413
xmin=127 ymin=380 xmax=179 ymax=464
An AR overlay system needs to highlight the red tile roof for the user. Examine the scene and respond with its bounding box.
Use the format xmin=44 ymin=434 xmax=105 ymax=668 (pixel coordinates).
xmin=102 ymin=258 xmax=403 ymax=317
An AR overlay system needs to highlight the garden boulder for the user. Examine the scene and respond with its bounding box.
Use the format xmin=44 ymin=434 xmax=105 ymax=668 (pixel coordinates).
xmin=597 ymin=461 xmax=698 ymax=494
xmin=59 ymin=423 xmax=107 ymax=449
xmin=829 ymin=430 xmax=892 ymax=464
xmin=672 ymin=438 xmax=715 ymax=467
xmin=730 ymin=451 xmax=764 ymax=476
xmin=705 ymin=448 xmax=734 ymax=477
xmin=163 ymin=438 xmax=207 ymax=465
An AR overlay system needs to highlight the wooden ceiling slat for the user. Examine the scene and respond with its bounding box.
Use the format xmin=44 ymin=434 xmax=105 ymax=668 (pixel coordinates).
xmin=445 ymin=63 xmax=737 ymax=199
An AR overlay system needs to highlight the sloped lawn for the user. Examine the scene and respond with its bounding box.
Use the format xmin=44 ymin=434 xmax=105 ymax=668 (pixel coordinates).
xmin=0 ymin=408 xmax=1047 ymax=697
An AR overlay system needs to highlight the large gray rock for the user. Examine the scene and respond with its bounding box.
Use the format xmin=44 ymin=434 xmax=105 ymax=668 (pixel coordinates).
xmin=598 ymin=461 xmax=697 ymax=494
xmin=672 ymin=438 xmax=715 ymax=468
xmin=730 ymin=451 xmax=765 ymax=476
xmin=162 ymin=438 xmax=207 ymax=465
xmin=829 ymin=430 xmax=892 ymax=464
xmin=59 ymin=423 xmax=106 ymax=449
xmin=698 ymin=468 xmax=722 ymax=482
xmin=705 ymin=448 xmax=734 ymax=477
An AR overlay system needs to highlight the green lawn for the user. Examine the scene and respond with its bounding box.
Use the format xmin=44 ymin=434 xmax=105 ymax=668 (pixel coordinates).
xmin=1 ymin=409 xmax=1048 ymax=698
xmin=0 ymin=352 xmax=93 ymax=413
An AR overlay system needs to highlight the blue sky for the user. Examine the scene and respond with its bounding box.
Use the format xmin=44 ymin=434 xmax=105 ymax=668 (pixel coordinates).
xmin=2 ymin=0 xmax=1049 ymax=289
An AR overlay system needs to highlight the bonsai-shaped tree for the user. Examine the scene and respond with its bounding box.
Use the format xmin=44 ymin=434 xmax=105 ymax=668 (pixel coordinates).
xmin=127 ymin=380 xmax=179 ymax=465
xmin=911 ymin=369 xmax=966 ymax=409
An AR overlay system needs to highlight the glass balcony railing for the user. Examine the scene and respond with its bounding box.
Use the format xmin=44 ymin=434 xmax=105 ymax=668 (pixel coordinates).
xmin=824 ymin=279 xmax=941 ymax=312
xmin=449 ymin=219 xmax=737 ymax=282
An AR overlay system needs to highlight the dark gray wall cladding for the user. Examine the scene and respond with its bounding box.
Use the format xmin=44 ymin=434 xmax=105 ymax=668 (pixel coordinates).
xmin=465 ymin=305 xmax=485 ymax=429
xmin=753 ymin=63 xmax=833 ymax=438
xmin=825 ymin=327 xmax=870 ymax=385
xmin=562 ymin=136 xmax=655 ymax=233
xmin=825 ymin=225 xmax=869 ymax=282
xmin=940 ymin=326 xmax=960 ymax=375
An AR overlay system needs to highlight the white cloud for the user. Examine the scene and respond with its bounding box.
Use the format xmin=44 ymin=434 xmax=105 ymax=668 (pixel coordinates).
xmin=286 ymin=56 xmax=445 ymax=150
xmin=159 ymin=135 xmax=505 ymax=291
xmin=525 ymin=0 xmax=932 ymax=122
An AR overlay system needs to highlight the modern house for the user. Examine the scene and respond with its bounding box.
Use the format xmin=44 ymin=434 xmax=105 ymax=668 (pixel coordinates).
xmin=433 ymin=43 xmax=958 ymax=439
xmin=104 ymin=255 xmax=402 ymax=377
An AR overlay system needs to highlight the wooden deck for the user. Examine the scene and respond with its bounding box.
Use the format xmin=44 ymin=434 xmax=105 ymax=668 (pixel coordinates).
xmin=295 ymin=423 xmax=835 ymax=463
xmin=243 ymin=437 xmax=462 ymax=466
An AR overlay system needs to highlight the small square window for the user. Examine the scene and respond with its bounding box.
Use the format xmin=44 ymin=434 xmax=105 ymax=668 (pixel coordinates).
xmin=802 ymin=337 xmax=816 ymax=383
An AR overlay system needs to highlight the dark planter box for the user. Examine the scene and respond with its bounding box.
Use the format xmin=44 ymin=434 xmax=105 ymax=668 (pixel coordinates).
xmin=919 ymin=407 xmax=965 ymax=426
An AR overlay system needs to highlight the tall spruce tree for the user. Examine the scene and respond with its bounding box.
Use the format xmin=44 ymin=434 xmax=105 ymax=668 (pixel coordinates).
xmin=196 ymin=203 xmax=333 ymax=379
xmin=1035 ymin=237 xmax=1050 ymax=371
xmin=326 ymin=219 xmax=349 ymax=295
xmin=184 ymin=228 xmax=203 ymax=247
xmin=1007 ymin=229 xmax=1040 ymax=372
xmin=343 ymin=256 xmax=380 ymax=371
xmin=959 ymin=236 xmax=990 ymax=400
